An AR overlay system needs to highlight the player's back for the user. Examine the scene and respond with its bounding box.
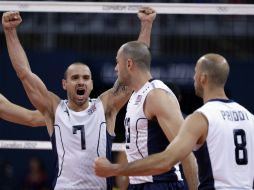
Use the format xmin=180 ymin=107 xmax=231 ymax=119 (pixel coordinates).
xmin=195 ymin=99 xmax=254 ymax=190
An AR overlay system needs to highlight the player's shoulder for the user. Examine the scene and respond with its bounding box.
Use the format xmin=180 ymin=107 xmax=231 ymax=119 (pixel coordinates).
xmin=89 ymin=97 xmax=99 ymax=103
xmin=150 ymin=79 xmax=176 ymax=96
xmin=149 ymin=79 xmax=167 ymax=88
xmin=0 ymin=94 xmax=7 ymax=102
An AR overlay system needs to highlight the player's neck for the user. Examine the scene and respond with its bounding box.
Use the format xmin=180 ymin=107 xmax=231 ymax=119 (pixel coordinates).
xmin=67 ymin=100 xmax=90 ymax=112
xmin=203 ymin=88 xmax=228 ymax=103
xmin=132 ymin=71 xmax=152 ymax=92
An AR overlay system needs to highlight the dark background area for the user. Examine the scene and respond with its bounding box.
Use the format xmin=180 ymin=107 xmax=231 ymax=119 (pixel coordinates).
xmin=0 ymin=1 xmax=254 ymax=188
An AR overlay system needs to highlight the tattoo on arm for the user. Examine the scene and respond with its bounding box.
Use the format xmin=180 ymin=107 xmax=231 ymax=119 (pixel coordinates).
xmin=112 ymin=80 xmax=128 ymax=96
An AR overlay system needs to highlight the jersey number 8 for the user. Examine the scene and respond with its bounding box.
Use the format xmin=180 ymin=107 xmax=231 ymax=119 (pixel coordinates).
xmin=233 ymin=129 xmax=248 ymax=165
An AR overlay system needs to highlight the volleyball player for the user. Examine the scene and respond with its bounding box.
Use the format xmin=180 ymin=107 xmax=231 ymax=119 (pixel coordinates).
xmin=96 ymin=41 xmax=198 ymax=190
xmin=2 ymin=7 xmax=156 ymax=190
xmin=95 ymin=53 xmax=254 ymax=190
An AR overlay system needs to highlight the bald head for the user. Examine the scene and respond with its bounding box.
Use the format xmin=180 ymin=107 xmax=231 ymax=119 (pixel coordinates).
xmin=64 ymin=62 xmax=91 ymax=80
xmin=197 ymin=53 xmax=229 ymax=87
xmin=119 ymin=41 xmax=151 ymax=70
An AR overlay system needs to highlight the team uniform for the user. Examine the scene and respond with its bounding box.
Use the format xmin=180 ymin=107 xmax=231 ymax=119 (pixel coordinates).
xmin=51 ymin=98 xmax=113 ymax=190
xmin=125 ymin=79 xmax=184 ymax=190
xmin=194 ymin=99 xmax=254 ymax=190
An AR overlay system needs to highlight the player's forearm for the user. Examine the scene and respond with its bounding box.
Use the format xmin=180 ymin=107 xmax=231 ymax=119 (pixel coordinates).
xmin=4 ymin=29 xmax=31 ymax=79
xmin=181 ymin=153 xmax=198 ymax=190
xmin=115 ymin=151 xmax=171 ymax=176
xmin=27 ymin=110 xmax=46 ymax=127
xmin=0 ymin=100 xmax=45 ymax=127
xmin=137 ymin=21 xmax=153 ymax=48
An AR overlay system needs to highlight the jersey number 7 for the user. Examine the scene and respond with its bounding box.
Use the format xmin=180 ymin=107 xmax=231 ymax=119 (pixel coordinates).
xmin=73 ymin=125 xmax=86 ymax=150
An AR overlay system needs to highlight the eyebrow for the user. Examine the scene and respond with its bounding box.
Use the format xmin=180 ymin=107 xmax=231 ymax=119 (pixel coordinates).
xmin=70 ymin=73 xmax=91 ymax=77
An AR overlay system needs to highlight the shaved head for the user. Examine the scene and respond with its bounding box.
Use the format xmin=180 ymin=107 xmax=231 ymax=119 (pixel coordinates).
xmin=119 ymin=41 xmax=151 ymax=70
xmin=64 ymin=62 xmax=91 ymax=80
xmin=197 ymin=53 xmax=229 ymax=87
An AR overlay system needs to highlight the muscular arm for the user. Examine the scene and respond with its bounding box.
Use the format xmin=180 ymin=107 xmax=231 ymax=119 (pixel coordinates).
xmin=95 ymin=112 xmax=207 ymax=180
xmin=100 ymin=7 xmax=156 ymax=114
xmin=100 ymin=7 xmax=156 ymax=134
xmin=180 ymin=148 xmax=198 ymax=190
xmin=0 ymin=94 xmax=45 ymax=127
xmin=2 ymin=12 xmax=59 ymax=135
xmin=101 ymin=79 xmax=132 ymax=112
xmin=95 ymin=90 xmax=199 ymax=188
xmin=99 ymin=80 xmax=132 ymax=134
xmin=144 ymin=89 xmax=198 ymax=190
xmin=137 ymin=7 xmax=156 ymax=47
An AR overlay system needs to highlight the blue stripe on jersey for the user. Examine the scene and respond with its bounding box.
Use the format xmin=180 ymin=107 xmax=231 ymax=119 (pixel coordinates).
xmin=96 ymin=122 xmax=114 ymax=190
xmin=97 ymin=122 xmax=106 ymax=157
xmin=194 ymin=142 xmax=215 ymax=190
xmin=136 ymin=118 xmax=147 ymax=158
xmin=148 ymin=120 xmax=179 ymax=182
xmin=106 ymin=130 xmax=114 ymax=190
xmin=207 ymin=99 xmax=234 ymax=103
xmin=128 ymin=181 xmax=185 ymax=190
xmin=50 ymin=131 xmax=59 ymax=189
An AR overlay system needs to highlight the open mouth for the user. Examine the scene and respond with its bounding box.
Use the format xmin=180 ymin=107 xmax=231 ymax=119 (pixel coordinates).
xmin=77 ymin=89 xmax=85 ymax=96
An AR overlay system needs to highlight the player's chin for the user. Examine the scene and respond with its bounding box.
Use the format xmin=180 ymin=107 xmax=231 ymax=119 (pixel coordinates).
xmin=75 ymin=98 xmax=86 ymax=106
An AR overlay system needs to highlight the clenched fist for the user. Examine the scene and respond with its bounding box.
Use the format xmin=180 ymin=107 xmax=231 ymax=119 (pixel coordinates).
xmin=2 ymin=11 xmax=22 ymax=30
xmin=94 ymin=157 xmax=117 ymax=177
xmin=138 ymin=7 xmax=156 ymax=22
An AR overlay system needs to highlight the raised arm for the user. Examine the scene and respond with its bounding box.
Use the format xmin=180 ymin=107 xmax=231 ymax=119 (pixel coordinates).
xmin=137 ymin=7 xmax=156 ymax=47
xmin=95 ymin=112 xmax=206 ymax=181
xmin=2 ymin=12 xmax=59 ymax=134
xmin=100 ymin=8 xmax=156 ymax=133
xmin=99 ymin=80 xmax=132 ymax=134
xmin=100 ymin=7 xmax=156 ymax=108
xmin=0 ymin=94 xmax=45 ymax=127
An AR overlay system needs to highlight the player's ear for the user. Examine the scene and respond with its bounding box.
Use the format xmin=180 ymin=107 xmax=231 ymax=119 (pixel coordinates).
xmin=200 ymin=72 xmax=208 ymax=85
xmin=127 ymin=58 xmax=134 ymax=70
xmin=62 ymin=79 xmax=67 ymax=90
xmin=91 ymin=79 xmax=93 ymax=91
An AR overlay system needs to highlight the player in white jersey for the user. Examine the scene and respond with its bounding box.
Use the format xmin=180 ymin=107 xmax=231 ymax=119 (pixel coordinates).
xmin=194 ymin=98 xmax=254 ymax=189
xmin=95 ymin=53 xmax=254 ymax=190
xmin=52 ymin=98 xmax=111 ymax=189
xmin=125 ymin=79 xmax=184 ymax=186
xmin=95 ymin=41 xmax=198 ymax=190
xmin=2 ymin=8 xmax=156 ymax=190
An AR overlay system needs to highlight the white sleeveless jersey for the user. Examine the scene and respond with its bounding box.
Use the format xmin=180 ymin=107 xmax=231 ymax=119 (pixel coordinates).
xmin=195 ymin=99 xmax=254 ymax=190
xmin=125 ymin=79 xmax=183 ymax=184
xmin=51 ymin=98 xmax=113 ymax=190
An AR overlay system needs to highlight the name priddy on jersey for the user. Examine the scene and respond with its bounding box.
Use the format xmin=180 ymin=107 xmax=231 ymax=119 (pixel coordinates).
xmin=220 ymin=110 xmax=249 ymax=121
